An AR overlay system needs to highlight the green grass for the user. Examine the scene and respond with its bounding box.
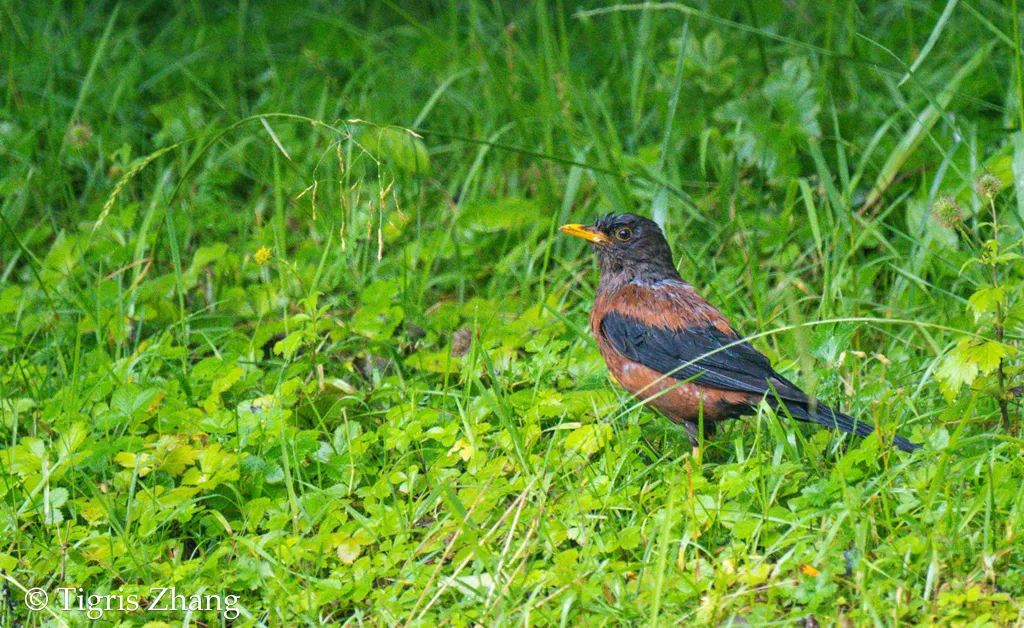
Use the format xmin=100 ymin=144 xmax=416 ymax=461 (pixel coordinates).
xmin=2 ymin=1 xmax=1024 ymax=625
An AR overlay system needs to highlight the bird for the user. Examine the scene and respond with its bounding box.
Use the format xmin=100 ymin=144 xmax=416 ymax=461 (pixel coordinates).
xmin=559 ymin=212 xmax=920 ymax=454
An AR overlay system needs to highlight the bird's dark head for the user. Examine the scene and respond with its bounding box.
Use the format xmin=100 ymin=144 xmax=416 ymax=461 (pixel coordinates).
xmin=559 ymin=213 xmax=679 ymax=283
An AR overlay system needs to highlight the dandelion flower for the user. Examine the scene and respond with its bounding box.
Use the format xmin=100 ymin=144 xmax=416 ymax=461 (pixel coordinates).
xmin=254 ymin=246 xmax=272 ymax=266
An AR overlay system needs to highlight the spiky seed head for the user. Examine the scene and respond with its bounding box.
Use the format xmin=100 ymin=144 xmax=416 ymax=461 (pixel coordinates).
xmin=975 ymin=174 xmax=1002 ymax=201
xmin=932 ymin=195 xmax=963 ymax=228
xmin=66 ymin=121 xmax=93 ymax=148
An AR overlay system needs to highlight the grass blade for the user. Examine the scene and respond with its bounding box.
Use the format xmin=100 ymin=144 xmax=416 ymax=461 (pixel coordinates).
xmin=897 ymin=0 xmax=959 ymax=87
xmin=861 ymin=41 xmax=993 ymax=210
xmin=60 ymin=4 xmax=121 ymax=154
xmin=1012 ymin=131 xmax=1024 ymax=220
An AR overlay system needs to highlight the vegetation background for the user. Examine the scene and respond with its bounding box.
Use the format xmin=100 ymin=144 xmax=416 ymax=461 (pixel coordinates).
xmin=2 ymin=0 xmax=1023 ymax=625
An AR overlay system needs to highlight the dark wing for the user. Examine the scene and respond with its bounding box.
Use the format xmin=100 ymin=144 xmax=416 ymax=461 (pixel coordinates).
xmin=598 ymin=310 xmax=921 ymax=452
xmin=599 ymin=311 xmax=808 ymax=403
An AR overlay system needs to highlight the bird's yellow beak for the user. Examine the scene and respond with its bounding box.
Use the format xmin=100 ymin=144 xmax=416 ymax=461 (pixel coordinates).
xmin=558 ymin=224 xmax=612 ymax=245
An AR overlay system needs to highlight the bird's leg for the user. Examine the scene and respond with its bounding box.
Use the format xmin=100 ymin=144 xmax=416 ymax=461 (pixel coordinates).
xmin=683 ymin=422 xmax=702 ymax=463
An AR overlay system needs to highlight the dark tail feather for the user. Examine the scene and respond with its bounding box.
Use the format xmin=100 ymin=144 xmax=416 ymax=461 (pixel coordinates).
xmin=892 ymin=434 xmax=922 ymax=452
xmin=773 ymin=401 xmax=921 ymax=453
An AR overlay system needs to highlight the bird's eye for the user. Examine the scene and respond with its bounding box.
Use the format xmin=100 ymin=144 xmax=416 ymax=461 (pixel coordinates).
xmin=615 ymin=227 xmax=633 ymax=242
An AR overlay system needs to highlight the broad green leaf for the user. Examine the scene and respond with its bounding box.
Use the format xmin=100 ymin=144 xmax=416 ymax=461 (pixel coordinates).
xmin=967 ymin=341 xmax=1012 ymax=375
xmin=406 ymin=349 xmax=462 ymax=374
xmin=56 ymin=422 xmax=88 ymax=459
xmin=0 ymin=285 xmax=22 ymax=315
xmin=273 ymin=330 xmax=308 ymax=359
xmin=349 ymin=304 xmax=404 ymax=340
xmin=114 ymin=451 xmax=155 ymax=476
xmin=0 ymin=553 xmax=18 ymax=572
xmin=0 ymin=398 xmax=36 ymax=428
xmin=564 ymin=423 xmax=613 ymax=456
xmin=967 ymin=286 xmax=1006 ymax=321
xmin=209 ymin=366 xmax=244 ymax=398
xmin=158 ymin=440 xmax=198 ymax=476
xmin=336 ymin=536 xmax=362 ymax=565
xmin=935 ymin=339 xmax=979 ymax=401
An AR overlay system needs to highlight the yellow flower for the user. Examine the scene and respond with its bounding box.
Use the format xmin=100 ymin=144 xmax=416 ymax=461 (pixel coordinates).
xmin=447 ymin=439 xmax=474 ymax=462
xmin=254 ymin=246 xmax=272 ymax=266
